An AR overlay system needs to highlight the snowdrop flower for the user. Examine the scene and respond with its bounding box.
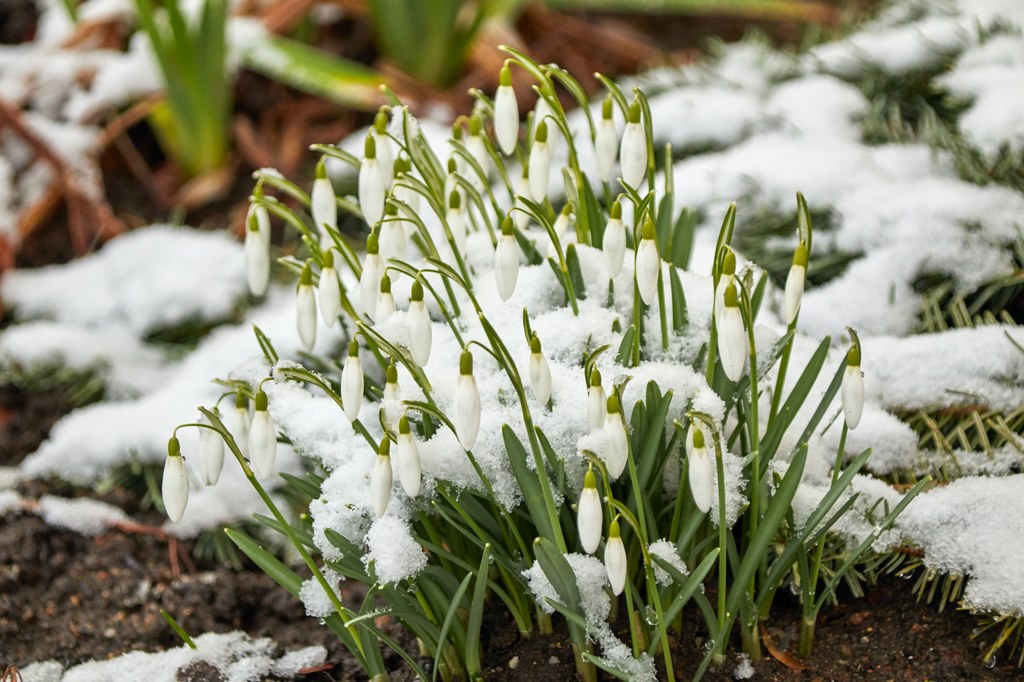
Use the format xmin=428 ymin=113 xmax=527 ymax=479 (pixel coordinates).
xmin=162 ymin=437 xmax=189 ymax=523
xmin=619 ymin=101 xmax=646 ymax=189
xmin=578 ymin=468 xmax=602 ymax=555
xmin=513 ymin=167 xmax=531 ymax=230
xmin=379 ymin=202 xmax=406 ymax=262
xmin=296 ymin=263 xmax=317 ymax=351
xmin=244 ymin=206 xmax=270 ymax=297
xmin=548 ymin=202 xmax=574 ymax=257
xmin=407 ymin=281 xmax=432 ymax=366
xmin=533 ymin=95 xmax=560 ymax=152
xmin=444 ymin=157 xmax=462 ymax=213
xmin=446 ymin=190 xmax=467 ymax=254
xmin=372 ymin=109 xmax=395 ymax=189
xmin=686 ymin=426 xmax=713 ymax=513
xmin=450 ymin=122 xmax=467 ymax=176
xmin=718 ymin=282 xmax=747 ymax=382
xmin=529 ymin=334 xmax=552 ymax=407
xmin=587 ymin=368 xmax=607 ymax=431
xmin=602 ymin=198 xmax=626 ymax=277
xmin=318 ymin=250 xmax=341 ymax=327
xmin=382 ymin=362 xmax=402 ymax=430
xmin=528 ymin=120 xmax=551 ymax=202
xmin=604 ymin=518 xmax=626 ymax=595
xmin=229 ymin=392 xmax=251 ymax=457
xmin=783 ymin=242 xmax=808 ymax=325
xmin=714 ymin=249 xmax=737 ymax=327
xmin=842 ymin=343 xmax=864 ymax=430
xmin=375 ymin=273 xmax=395 ymax=324
xmin=371 ymin=438 xmax=393 ymax=518
xmin=341 ymin=339 xmax=364 ymax=422
xmin=396 ymin=415 xmax=421 ymax=499
xmin=359 ymin=231 xmax=382 ymax=319
xmin=635 ymin=217 xmax=660 ymax=305
xmin=248 ymin=390 xmax=278 ymax=480
xmin=393 ymin=156 xmax=420 ymax=223
xmin=197 ymin=412 xmax=224 ymax=486
xmin=595 ymin=97 xmax=618 ymax=183
xmin=494 ymin=217 xmax=520 ymax=301
xmin=494 ymin=65 xmax=519 ymax=155
xmin=453 ymin=350 xmax=481 ymax=450
xmin=604 ymin=394 xmax=628 ymax=479
xmin=467 ymin=114 xmax=490 ymax=185
xmin=311 ymin=160 xmax=336 ymax=241
xmin=359 ymin=134 xmax=385 ymax=228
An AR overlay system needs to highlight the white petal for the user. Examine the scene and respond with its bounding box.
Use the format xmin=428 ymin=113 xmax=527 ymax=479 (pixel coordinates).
xmin=602 ymin=219 xmax=626 ymax=277
xmin=587 ymin=386 xmax=606 ymax=431
xmin=245 ymin=228 xmax=269 ymax=297
xmin=717 ymin=306 xmax=747 ymax=382
xmin=454 ymin=375 xmax=481 ymax=450
xmin=447 ymin=208 xmax=467 ymax=254
xmin=578 ymin=487 xmax=603 ymax=554
xmin=635 ymin=239 xmax=660 ymax=305
xmin=359 ymin=255 xmax=382 ymax=318
xmin=407 ymin=301 xmax=432 ymax=366
xmin=311 ymin=177 xmax=337 ymax=235
xmin=341 ymin=356 xmax=364 ymax=422
xmin=374 ymin=131 xmax=395 ymax=189
xmin=318 ymin=268 xmax=341 ymax=327
xmin=604 ymin=536 xmax=627 ymax=595
xmin=513 ymin=177 xmax=531 ymax=230
xmin=688 ymin=447 xmax=714 ymax=513
xmin=468 ymin=135 xmax=489 ymax=186
xmin=783 ymin=264 xmax=805 ymax=325
xmin=359 ymin=158 xmax=385 ymax=227
xmin=842 ymin=366 xmax=865 ymax=430
xmin=230 ymin=407 xmax=251 ymax=459
xmin=528 ymin=141 xmax=551 ymax=203
xmin=494 ymin=236 xmax=520 ymax=301
xmin=371 ymin=454 xmax=393 ymax=518
xmin=595 ymin=118 xmax=618 ymax=183
xmin=248 ymin=410 xmax=278 ymax=480
xmin=604 ymin=415 xmax=628 ymax=479
xmin=530 ymin=353 xmax=552 ymax=406
xmin=162 ymin=455 xmax=189 ymax=523
xmin=494 ymin=85 xmax=519 ymax=155
xmin=297 ymin=285 xmax=317 ymax=351
xmin=375 ymin=291 xmax=395 ymax=324
xmin=396 ymin=434 xmax=421 ymax=498
xmin=619 ymin=121 xmax=646 ymax=188
xmin=198 ymin=423 xmax=224 ymax=486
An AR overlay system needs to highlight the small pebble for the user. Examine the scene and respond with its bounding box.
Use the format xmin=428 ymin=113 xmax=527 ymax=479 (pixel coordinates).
xmin=548 ymin=656 xmax=560 ymax=665
xmin=507 ymin=656 xmax=519 ymax=670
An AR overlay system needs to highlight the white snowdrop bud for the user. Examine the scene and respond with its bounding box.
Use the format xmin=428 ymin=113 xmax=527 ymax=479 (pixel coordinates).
xmin=444 ymin=157 xmax=462 ymax=213
xmin=842 ymin=344 xmax=864 ymax=430
xmin=162 ymin=437 xmax=189 ymax=523
xmin=373 ymin=110 xmax=395 ymax=189
xmin=548 ymin=202 xmax=574 ymax=258
xmin=230 ymin=393 xmax=251 ymax=458
xmin=784 ymin=243 xmax=808 ymax=326
xmin=375 ymin=273 xmax=395 ymax=324
xmin=619 ymin=101 xmax=646 ymax=189
xmin=451 ymin=122 xmax=468 ymax=177
xmin=359 ymin=134 xmax=385 ymax=228
xmin=717 ymin=282 xmax=747 ymax=382
xmin=379 ymin=202 xmax=406 ymax=262
xmin=407 ymin=281 xmax=432 ymax=366
xmin=587 ymin=368 xmax=607 ymax=431
xmin=311 ymin=160 xmax=336 ymax=241
xmin=296 ymin=264 xmax=317 ymax=351
xmin=714 ymin=250 xmax=737 ymax=328
xmin=198 ymin=412 xmax=224 ymax=486
xmin=595 ymin=97 xmax=618 ymax=184
xmin=248 ymin=390 xmax=278 ymax=480
xmin=604 ymin=519 xmax=627 ymax=595
xmin=244 ymin=208 xmax=270 ymax=297
xmin=360 ymin=232 xmax=382 ymax=319
xmin=603 ymin=394 xmax=628 ymax=479
xmin=371 ymin=438 xmax=393 ymax=518
xmin=528 ymin=120 xmax=552 ymax=203
xmin=635 ymin=217 xmax=660 ymax=305
xmin=603 ymin=198 xmax=626 ymax=278
xmin=513 ymin=168 xmax=531 ymax=230
xmin=529 ymin=334 xmax=552 ymax=407
xmin=494 ymin=218 xmax=520 ymax=301
xmin=686 ymin=426 xmax=713 ymax=513
xmin=533 ymin=96 xmax=560 ymax=152
xmin=382 ymin=362 xmax=402 ymax=431
xmin=318 ymin=250 xmax=341 ymax=327
xmin=467 ymin=114 xmax=489 ymax=185
xmin=494 ymin=65 xmax=519 ymax=155
xmin=341 ymin=339 xmax=364 ymax=422
xmin=446 ymin=190 xmax=467 ymax=255
xmin=578 ymin=468 xmax=602 ymax=554
xmin=396 ymin=415 xmax=421 ymax=499
xmin=393 ymin=156 xmax=420 ymax=223
xmin=453 ymin=350 xmax=481 ymax=450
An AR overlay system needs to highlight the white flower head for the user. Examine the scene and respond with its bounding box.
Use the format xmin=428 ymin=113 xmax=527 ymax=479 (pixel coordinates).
xmin=311 ymin=160 xmax=337 ymax=238
xmin=717 ymin=281 xmax=747 ymax=382
xmin=783 ymin=242 xmax=808 ymax=325
xmin=604 ymin=518 xmax=627 ymax=595
xmin=198 ymin=411 xmax=224 ymax=486
xmin=494 ymin=217 xmax=520 ymax=301
xmin=513 ymin=168 xmax=531 ymax=231
xmin=467 ymin=114 xmax=490 ymax=186
xmin=494 ymin=65 xmax=519 ymax=155
xmin=595 ymin=96 xmax=618 ymax=183
xmin=396 ymin=415 xmax=421 ymax=499
xmin=382 ymin=362 xmax=402 ymax=431
xmin=318 ymin=250 xmax=341 ymax=327
xmin=229 ymin=393 xmax=251 ymax=458
xmin=371 ymin=438 xmax=393 ymax=518
xmin=587 ymin=368 xmax=607 ymax=431
xmin=686 ymin=425 xmax=713 ymax=513
xmin=407 ymin=281 xmax=432 ymax=366
xmin=602 ymin=198 xmax=626 ymax=278
xmin=842 ymin=341 xmax=864 ymax=430
xmin=375 ymin=273 xmax=396 ymax=324
xmin=359 ymin=232 xmax=382 ymax=319
xmin=453 ymin=350 xmax=481 ymax=450
xmin=393 ymin=156 xmax=420 ymax=220
xmin=359 ymin=134 xmax=385 ymax=228
xmin=529 ymin=334 xmax=552 ymax=407
xmin=373 ymin=109 xmax=395 ymax=189
xmin=635 ymin=217 xmax=660 ymax=305
xmin=446 ymin=190 xmax=467 ymax=255
xmin=528 ymin=120 xmax=552 ymax=203
xmin=578 ymin=468 xmax=602 ymax=554
xmin=244 ymin=205 xmax=270 ymax=297
xmin=296 ymin=263 xmax=317 ymax=351
xmin=162 ymin=437 xmax=189 ymax=523
xmin=714 ymin=249 xmax=737 ymax=327
xmin=341 ymin=339 xmax=364 ymax=422
xmin=248 ymin=390 xmax=278 ymax=480
xmin=619 ymin=100 xmax=646 ymax=189
xmin=603 ymin=394 xmax=628 ymax=479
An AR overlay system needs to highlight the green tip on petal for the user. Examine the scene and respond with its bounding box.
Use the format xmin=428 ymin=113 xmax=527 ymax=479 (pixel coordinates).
xmin=367 ymin=231 xmax=379 ymax=255
xmin=469 ymin=115 xmax=483 ymax=136
xmin=449 ymin=191 xmax=461 ymax=210
xmin=724 ymin=282 xmax=739 ymax=308
xmin=374 ymin=111 xmax=388 ymax=134
xmin=322 ymin=250 xmax=334 ymax=269
xmin=399 ymin=415 xmax=411 ymax=434
xmin=379 ymin=438 xmax=391 ymax=456
xmin=627 ymin=101 xmax=641 ymax=124
xmin=168 ymin=436 xmax=181 ymax=458
xmin=447 ymin=157 xmax=458 ymax=173
xmin=460 ymin=350 xmax=473 ymax=376
xmin=584 ymin=468 xmax=597 ymax=489
xmin=521 ymin=163 xmax=529 ymax=179
xmin=299 ymin=263 xmax=313 ymax=286
xmin=451 ymin=122 xmax=463 ymax=140
xmin=235 ymin=392 xmax=247 ymax=409
xmin=395 ymin=156 xmax=410 ymax=174
xmin=386 ymin=362 xmax=398 ymax=384
xmin=501 ymin=216 xmax=514 ymax=236
xmin=793 ymin=242 xmax=808 ymax=267
xmin=385 ymin=201 xmax=398 ymax=216
xmin=315 ymin=159 xmax=327 ymax=179
xmin=247 ymin=211 xmax=260 ymax=232
xmin=609 ymin=518 xmax=621 ymax=538
xmin=560 ymin=202 xmax=573 ymax=217
xmin=255 ymin=390 xmax=268 ymax=412
xmin=847 ymin=345 xmax=861 ymax=367
xmin=589 ymin=367 xmax=602 ymax=387
xmin=530 ymin=334 xmax=542 ymax=354
xmin=411 ymin=280 xmax=424 ymax=302
xmin=607 ymin=393 xmax=620 ymax=414
xmin=692 ymin=427 xmax=705 ymax=449
xmin=722 ymin=249 xmax=736 ymax=276
xmin=535 ymin=120 xmax=548 ymax=144
xmin=610 ymin=200 xmax=622 ymax=220
xmin=500 ymin=65 xmax=512 ymax=87
xmin=380 ymin=274 xmax=391 ymax=294
xmin=364 ymin=134 xmax=377 ymax=160
xmin=602 ymin=96 xmax=613 ymax=120
xmin=642 ymin=216 xmax=656 ymax=240
xmin=348 ymin=339 xmax=360 ymax=357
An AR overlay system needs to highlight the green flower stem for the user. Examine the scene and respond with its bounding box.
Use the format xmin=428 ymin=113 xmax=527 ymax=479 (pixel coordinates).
xmin=657 ymin=266 xmax=669 ymax=352
xmin=769 ymin=318 xmax=798 ymax=421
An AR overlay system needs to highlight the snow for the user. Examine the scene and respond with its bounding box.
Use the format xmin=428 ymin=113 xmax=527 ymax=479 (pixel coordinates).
xmin=37 ymin=495 xmax=130 ymax=536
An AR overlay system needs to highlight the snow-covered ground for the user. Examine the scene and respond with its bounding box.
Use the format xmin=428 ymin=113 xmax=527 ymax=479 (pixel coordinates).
xmin=1 ymin=0 xmax=1023 ymax=678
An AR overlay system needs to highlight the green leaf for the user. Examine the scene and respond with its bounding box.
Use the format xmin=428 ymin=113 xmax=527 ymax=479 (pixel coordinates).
xmin=160 ymin=609 xmax=197 ymax=649
xmin=670 ymin=267 xmax=688 ymax=332
xmin=278 ymin=471 xmax=321 ymax=502
xmin=253 ymin=513 xmax=316 ymax=550
xmin=670 ymin=208 xmax=697 ymax=269
xmin=534 ymin=538 xmax=582 ymax=613
xmin=225 ymin=528 xmax=301 ymax=597
xmin=648 ymin=548 xmax=719 ymax=655
xmin=503 ymin=425 xmax=555 ymax=543
xmin=432 ymin=574 xmax=473 ymax=682
xmin=566 ymin=244 xmax=588 ymax=300
xmin=464 ymin=545 xmax=492 ymax=677
xmin=616 ymin=324 xmax=636 ymax=365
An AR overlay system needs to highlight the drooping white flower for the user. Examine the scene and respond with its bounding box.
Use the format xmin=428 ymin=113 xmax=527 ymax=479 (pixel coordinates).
xmin=248 ymin=390 xmax=278 ymax=480
xmin=528 ymin=120 xmax=551 ymax=202
xmin=717 ymin=282 xmax=747 ymax=382
xmin=371 ymin=438 xmax=393 ymax=518
xmin=318 ymin=250 xmax=341 ymax=327
xmin=548 ymin=202 xmax=574 ymax=258
xmin=407 ymin=281 xmax=432 ymax=366
xmin=578 ymin=468 xmax=602 ymax=554
xmin=244 ymin=206 xmax=270 ymax=297
xmin=466 ymin=114 xmax=490 ymax=186
xmin=604 ymin=394 xmax=628 ymax=479
xmin=378 ymin=202 xmax=402 ymax=262
xmin=494 ymin=217 xmax=520 ymax=301
xmin=602 ymin=198 xmax=626 ymax=277
xmin=587 ymin=368 xmax=607 ymax=431
xmin=453 ymin=350 xmax=481 ymax=450
xmin=229 ymin=393 xmax=251 ymax=458
xmin=197 ymin=412 xmax=224 ymax=486
xmin=635 ymin=217 xmax=660 ymax=305
xmin=686 ymin=426 xmax=713 ymax=513
xmin=533 ymin=95 xmax=560 ymax=153
xmin=359 ymin=134 xmax=385 ymax=228
xmin=382 ymin=362 xmax=402 ymax=431
xmin=311 ymin=160 xmax=336 ymax=242
xmin=393 ymin=156 xmax=420 ymax=226
xmin=595 ymin=97 xmax=618 ymax=183
xmin=513 ymin=168 xmax=531 ymax=231
xmin=341 ymin=339 xmax=364 ymax=422
xmin=842 ymin=343 xmax=864 ymax=430
xmin=375 ymin=274 xmax=395 ymax=324
xmin=529 ymin=334 xmax=552 ymax=407
xmin=619 ymin=101 xmax=646 ymax=189
xmin=296 ymin=263 xmax=317 ymax=351
xmin=446 ymin=190 xmax=467 ymax=255
xmin=494 ymin=65 xmax=519 ymax=155
xmin=604 ymin=518 xmax=627 ymax=595
xmin=396 ymin=415 xmax=421 ymax=499
xmin=372 ymin=109 xmax=395 ymax=189
xmin=359 ymin=232 xmax=382 ymax=319
xmin=444 ymin=157 xmax=462 ymax=214
xmin=784 ymin=242 xmax=808 ymax=325
xmin=713 ymin=249 xmax=737 ymax=328
xmin=162 ymin=437 xmax=189 ymax=522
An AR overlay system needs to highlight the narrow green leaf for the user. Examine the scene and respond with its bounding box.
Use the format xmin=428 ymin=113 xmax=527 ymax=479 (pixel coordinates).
xmin=670 ymin=267 xmax=688 ymax=331
xmin=225 ymin=528 xmax=302 ymax=597
xmin=160 ymin=609 xmax=197 ymax=649
xmin=503 ymin=426 xmax=554 ymax=543
xmin=464 ymin=544 xmax=492 ymax=677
